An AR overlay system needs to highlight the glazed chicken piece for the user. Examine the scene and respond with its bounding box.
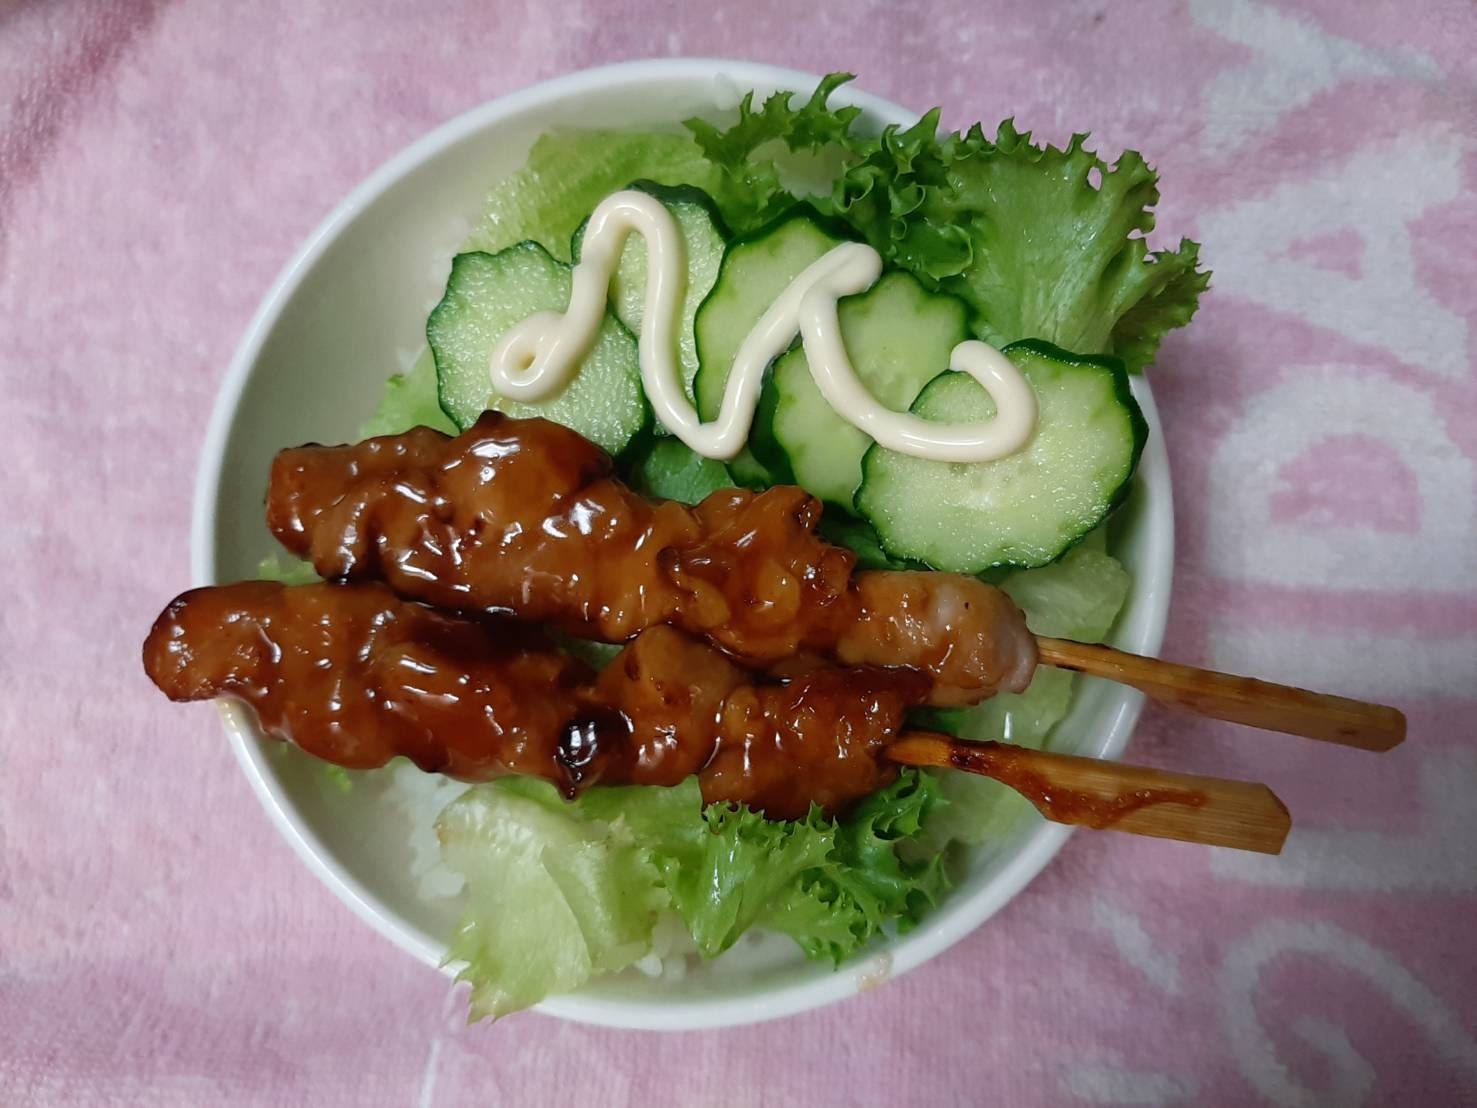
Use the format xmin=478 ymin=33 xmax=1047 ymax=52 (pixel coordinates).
xmin=142 ymin=579 xmax=587 ymax=781
xmin=265 ymin=412 xmax=1036 ymax=707
xmin=143 ymin=580 xmax=929 ymax=819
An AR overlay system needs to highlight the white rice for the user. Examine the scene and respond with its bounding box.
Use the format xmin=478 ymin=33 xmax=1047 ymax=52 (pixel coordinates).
xmin=632 ymin=911 xmax=699 ymax=980
xmin=384 ymin=761 xmax=470 ymax=901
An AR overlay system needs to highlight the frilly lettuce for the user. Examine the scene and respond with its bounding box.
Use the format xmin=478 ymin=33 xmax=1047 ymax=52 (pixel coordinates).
xmin=916 ymin=124 xmax=1209 ymax=372
xmin=437 ymin=771 xmax=947 ymax=1019
xmin=459 ymin=75 xmax=1207 ymax=368
xmin=684 ymin=72 xmax=863 ymax=234
xmin=661 ymin=802 xmax=837 ymax=958
xmin=685 ymin=77 xmax=1208 ymax=372
xmin=764 ymin=769 xmax=947 ymax=962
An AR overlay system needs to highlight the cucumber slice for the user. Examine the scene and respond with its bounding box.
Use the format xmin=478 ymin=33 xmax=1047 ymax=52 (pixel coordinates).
xmin=756 ymin=271 xmax=971 ymax=511
xmin=574 ymin=182 xmax=727 ymax=412
xmin=427 ymin=243 xmax=649 ymax=457
xmin=746 ymin=371 xmax=794 ymax=485
xmin=856 ymin=340 xmax=1147 ymax=571
xmin=625 ymin=436 xmax=735 ymax=504
xmin=693 ymin=211 xmax=847 ymax=487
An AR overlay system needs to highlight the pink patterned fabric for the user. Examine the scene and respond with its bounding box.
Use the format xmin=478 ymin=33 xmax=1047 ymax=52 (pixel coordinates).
xmin=4 ymin=1 xmax=1474 ymax=1103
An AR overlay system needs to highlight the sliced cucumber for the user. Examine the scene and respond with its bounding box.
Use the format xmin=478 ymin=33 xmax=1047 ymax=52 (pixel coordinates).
xmin=746 ymin=372 xmax=794 ymax=485
xmin=427 ymin=243 xmax=650 ymax=457
xmin=574 ymin=182 xmax=727 ymax=412
xmin=693 ymin=211 xmax=848 ymax=487
xmin=755 ymin=271 xmax=971 ymax=511
xmin=624 ymin=436 xmax=735 ymax=504
xmin=856 ymin=340 xmax=1147 ymax=571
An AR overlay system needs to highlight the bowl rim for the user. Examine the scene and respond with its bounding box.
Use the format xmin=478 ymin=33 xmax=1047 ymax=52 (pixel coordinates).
xmin=192 ymin=57 xmax=1174 ymax=1031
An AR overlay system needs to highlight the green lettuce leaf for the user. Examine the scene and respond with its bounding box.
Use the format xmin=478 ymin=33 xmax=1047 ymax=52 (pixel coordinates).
xmin=925 ymin=123 xmax=1209 ymax=371
xmin=256 ymin=551 xmax=320 ymax=586
xmin=358 ymin=348 xmax=457 ymax=438
xmin=436 ymin=778 xmax=678 ymax=1020
xmin=765 ymin=770 xmax=948 ymax=963
xmin=570 ymin=776 xmax=706 ymax=845
xmin=1107 ymin=239 xmax=1210 ymax=373
xmin=464 ymin=130 xmax=722 ymax=260
xmin=686 ymin=76 xmax=1208 ymax=370
xmin=623 ymin=437 xmax=736 ymax=504
xmin=826 ymin=118 xmax=1208 ymax=371
xmin=436 ymin=770 xmax=952 ymax=1014
xmin=816 ymin=510 xmax=913 ymax=571
xmin=657 ymin=770 xmax=946 ymax=962
xmin=998 ymin=529 xmax=1132 ymax=643
xmin=825 ymin=108 xmax=972 ymax=280
xmin=684 ymin=72 xmax=863 ymax=233
xmin=660 ymin=802 xmax=837 ymax=958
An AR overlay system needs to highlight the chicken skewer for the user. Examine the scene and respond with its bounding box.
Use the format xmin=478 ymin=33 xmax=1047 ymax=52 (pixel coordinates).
xmin=143 ymin=580 xmax=1289 ymax=851
xmin=266 ymin=412 xmax=1403 ymax=749
xmin=144 ymin=580 xmax=929 ymax=819
xmin=266 ymin=411 xmax=1037 ymax=709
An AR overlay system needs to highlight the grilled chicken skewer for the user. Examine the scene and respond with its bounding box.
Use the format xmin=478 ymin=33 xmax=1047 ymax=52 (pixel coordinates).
xmin=143 ymin=580 xmax=927 ymax=819
xmin=266 ymin=413 xmax=1403 ymax=750
xmin=266 ymin=412 xmax=1037 ymax=709
xmin=144 ymin=580 xmax=1290 ymax=851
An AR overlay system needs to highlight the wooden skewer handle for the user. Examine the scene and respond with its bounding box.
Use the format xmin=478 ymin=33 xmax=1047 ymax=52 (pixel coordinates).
xmin=1036 ymin=637 xmax=1405 ymax=752
xmin=890 ymin=732 xmax=1291 ymax=855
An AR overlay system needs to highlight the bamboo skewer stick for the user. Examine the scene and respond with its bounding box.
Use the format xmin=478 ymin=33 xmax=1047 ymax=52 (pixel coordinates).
xmin=1036 ymin=637 xmax=1405 ymax=752
xmin=889 ymin=731 xmax=1291 ymax=855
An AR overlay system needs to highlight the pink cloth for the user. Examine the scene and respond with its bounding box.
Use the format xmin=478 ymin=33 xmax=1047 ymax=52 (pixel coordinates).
xmin=4 ymin=1 xmax=1475 ymax=1103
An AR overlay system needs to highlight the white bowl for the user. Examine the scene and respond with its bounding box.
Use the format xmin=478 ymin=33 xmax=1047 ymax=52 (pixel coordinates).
xmin=194 ymin=58 xmax=1173 ymax=1030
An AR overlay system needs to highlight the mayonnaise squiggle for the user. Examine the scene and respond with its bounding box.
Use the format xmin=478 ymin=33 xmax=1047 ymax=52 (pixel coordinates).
xmin=489 ymin=190 xmax=1037 ymax=463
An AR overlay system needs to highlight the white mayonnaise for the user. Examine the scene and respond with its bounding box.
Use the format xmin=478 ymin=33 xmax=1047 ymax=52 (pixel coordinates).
xmin=489 ymin=190 xmax=1036 ymax=463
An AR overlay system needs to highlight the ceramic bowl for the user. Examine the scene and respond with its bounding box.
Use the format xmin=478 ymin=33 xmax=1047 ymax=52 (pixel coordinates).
xmin=194 ymin=58 xmax=1173 ymax=1030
